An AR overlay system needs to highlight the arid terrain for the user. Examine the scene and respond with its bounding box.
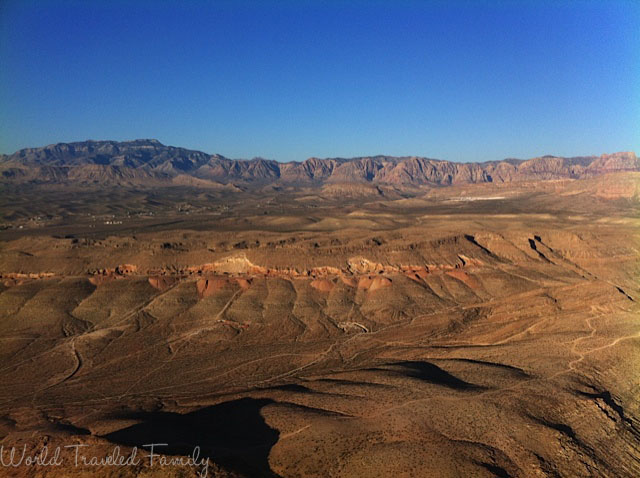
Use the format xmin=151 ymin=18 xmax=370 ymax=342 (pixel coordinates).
xmin=0 ymin=141 xmax=639 ymax=477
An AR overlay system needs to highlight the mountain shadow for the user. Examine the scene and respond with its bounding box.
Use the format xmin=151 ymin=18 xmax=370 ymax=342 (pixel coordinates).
xmin=103 ymin=397 xmax=280 ymax=477
xmin=377 ymin=360 xmax=485 ymax=390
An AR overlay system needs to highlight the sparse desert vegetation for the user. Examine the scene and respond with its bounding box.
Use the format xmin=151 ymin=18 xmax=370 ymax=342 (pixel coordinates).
xmin=0 ymin=143 xmax=638 ymax=477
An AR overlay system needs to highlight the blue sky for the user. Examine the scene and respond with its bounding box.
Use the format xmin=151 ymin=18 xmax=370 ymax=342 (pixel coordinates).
xmin=1 ymin=0 xmax=638 ymax=162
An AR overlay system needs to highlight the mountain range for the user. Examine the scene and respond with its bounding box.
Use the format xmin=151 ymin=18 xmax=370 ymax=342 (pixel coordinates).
xmin=1 ymin=139 xmax=637 ymax=188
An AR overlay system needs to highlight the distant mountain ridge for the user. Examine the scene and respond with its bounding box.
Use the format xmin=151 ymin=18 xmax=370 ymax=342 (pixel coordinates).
xmin=1 ymin=139 xmax=637 ymax=187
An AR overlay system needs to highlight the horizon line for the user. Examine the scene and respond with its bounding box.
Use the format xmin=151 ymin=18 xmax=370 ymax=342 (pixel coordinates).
xmin=1 ymin=138 xmax=637 ymax=165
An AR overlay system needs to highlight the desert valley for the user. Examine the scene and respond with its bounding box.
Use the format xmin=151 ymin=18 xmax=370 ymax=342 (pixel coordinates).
xmin=0 ymin=140 xmax=638 ymax=477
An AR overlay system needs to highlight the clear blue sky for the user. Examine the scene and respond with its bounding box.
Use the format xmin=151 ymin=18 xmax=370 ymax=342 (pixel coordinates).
xmin=1 ymin=0 xmax=638 ymax=162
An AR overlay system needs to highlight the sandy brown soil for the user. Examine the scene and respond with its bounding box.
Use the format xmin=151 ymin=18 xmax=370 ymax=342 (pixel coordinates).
xmin=0 ymin=174 xmax=638 ymax=477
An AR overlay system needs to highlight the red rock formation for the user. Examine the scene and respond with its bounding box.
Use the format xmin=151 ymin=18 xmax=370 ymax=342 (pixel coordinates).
xmin=369 ymin=276 xmax=392 ymax=291
xmin=196 ymin=277 xmax=234 ymax=298
xmin=310 ymin=279 xmax=335 ymax=292
xmin=148 ymin=276 xmax=179 ymax=291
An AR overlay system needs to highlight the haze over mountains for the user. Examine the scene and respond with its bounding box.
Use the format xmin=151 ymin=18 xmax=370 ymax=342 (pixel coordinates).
xmin=1 ymin=139 xmax=637 ymax=187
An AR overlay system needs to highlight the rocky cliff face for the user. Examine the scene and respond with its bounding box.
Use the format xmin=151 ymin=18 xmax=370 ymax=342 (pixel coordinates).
xmin=1 ymin=139 xmax=637 ymax=187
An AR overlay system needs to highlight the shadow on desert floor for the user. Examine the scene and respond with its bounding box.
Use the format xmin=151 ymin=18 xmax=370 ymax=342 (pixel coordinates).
xmin=104 ymin=397 xmax=280 ymax=477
